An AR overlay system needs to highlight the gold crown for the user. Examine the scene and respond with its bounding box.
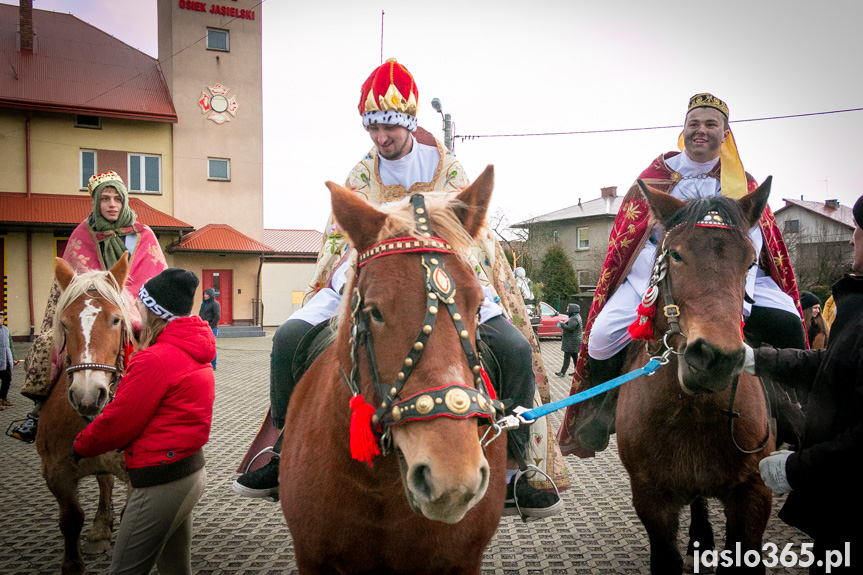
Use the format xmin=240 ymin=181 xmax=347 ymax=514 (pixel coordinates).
xmin=87 ymin=171 xmax=124 ymax=196
xmin=688 ymin=93 xmax=729 ymax=119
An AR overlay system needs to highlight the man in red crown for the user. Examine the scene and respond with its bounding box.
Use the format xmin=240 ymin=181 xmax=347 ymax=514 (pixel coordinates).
xmin=557 ymin=93 xmax=807 ymax=457
xmin=234 ymin=59 xmax=565 ymax=519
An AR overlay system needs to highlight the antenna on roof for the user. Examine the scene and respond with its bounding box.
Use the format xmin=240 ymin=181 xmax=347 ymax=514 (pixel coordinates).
xmin=380 ymin=10 xmax=385 ymax=64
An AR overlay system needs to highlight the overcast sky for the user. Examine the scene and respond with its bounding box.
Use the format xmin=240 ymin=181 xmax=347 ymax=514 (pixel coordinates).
xmin=23 ymin=0 xmax=863 ymax=232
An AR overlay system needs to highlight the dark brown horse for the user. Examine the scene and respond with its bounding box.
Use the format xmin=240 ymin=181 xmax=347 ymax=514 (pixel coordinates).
xmin=616 ymin=180 xmax=775 ymax=574
xmin=280 ymin=166 xmax=507 ymax=574
xmin=36 ymin=255 xmax=131 ymax=574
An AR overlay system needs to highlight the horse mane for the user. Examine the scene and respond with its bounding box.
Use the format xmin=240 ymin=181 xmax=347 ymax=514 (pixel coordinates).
xmin=329 ymin=192 xmax=480 ymax=332
xmin=53 ymin=269 xmax=135 ymax=345
xmin=377 ymin=192 xmax=477 ymax=264
xmin=662 ymin=195 xmax=750 ymax=241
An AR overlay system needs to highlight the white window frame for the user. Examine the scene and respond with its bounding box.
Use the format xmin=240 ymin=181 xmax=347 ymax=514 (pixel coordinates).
xmin=80 ymin=149 xmax=97 ymax=190
xmin=552 ymin=230 xmax=559 ymax=243
xmin=577 ymin=226 xmax=590 ymax=250
xmin=208 ymin=158 xmax=231 ymax=181
xmin=127 ymin=153 xmax=162 ymax=194
xmin=206 ymin=28 xmax=230 ymax=52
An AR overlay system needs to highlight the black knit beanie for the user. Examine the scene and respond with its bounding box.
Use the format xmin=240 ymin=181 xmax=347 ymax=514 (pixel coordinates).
xmin=798 ymin=291 xmax=820 ymax=311
xmin=138 ymin=268 xmax=199 ymax=321
xmin=854 ymin=194 xmax=863 ymax=229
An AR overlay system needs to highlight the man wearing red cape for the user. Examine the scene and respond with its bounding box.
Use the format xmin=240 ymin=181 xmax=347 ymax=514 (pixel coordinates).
xmin=557 ymin=93 xmax=806 ymax=458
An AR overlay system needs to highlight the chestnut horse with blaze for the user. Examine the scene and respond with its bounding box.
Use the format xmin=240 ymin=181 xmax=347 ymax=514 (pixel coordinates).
xmin=280 ymin=166 xmax=507 ymax=574
xmin=36 ymin=254 xmax=132 ymax=575
xmin=616 ymin=180 xmax=776 ymax=574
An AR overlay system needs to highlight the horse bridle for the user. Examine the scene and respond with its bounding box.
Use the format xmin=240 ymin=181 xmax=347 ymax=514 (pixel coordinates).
xmin=645 ymin=211 xmax=771 ymax=454
xmin=62 ymin=288 xmax=129 ymax=421
xmin=346 ymin=194 xmax=505 ymax=455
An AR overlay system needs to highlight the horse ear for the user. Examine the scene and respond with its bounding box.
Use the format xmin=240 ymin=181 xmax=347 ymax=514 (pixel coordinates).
xmin=109 ymin=252 xmax=130 ymax=289
xmin=55 ymin=258 xmax=75 ymax=291
xmin=454 ymin=165 xmax=494 ymax=239
xmin=637 ymin=179 xmax=685 ymax=228
xmin=737 ymin=176 xmax=771 ymax=228
xmin=326 ymin=181 xmax=388 ymax=252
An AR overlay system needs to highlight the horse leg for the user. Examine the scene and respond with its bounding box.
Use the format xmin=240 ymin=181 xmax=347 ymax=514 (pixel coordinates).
xmin=44 ymin=468 xmax=86 ymax=575
xmin=632 ymin=486 xmax=685 ymax=575
xmin=82 ymin=474 xmax=114 ymax=555
xmin=684 ymin=496 xmax=716 ymax=573
xmin=718 ymin=481 xmax=771 ymax=574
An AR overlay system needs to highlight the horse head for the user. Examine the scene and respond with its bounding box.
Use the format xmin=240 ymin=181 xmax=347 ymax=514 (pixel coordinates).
xmin=327 ymin=165 xmax=500 ymax=524
xmin=54 ymin=253 xmax=131 ymax=419
xmin=639 ymin=177 xmax=771 ymax=395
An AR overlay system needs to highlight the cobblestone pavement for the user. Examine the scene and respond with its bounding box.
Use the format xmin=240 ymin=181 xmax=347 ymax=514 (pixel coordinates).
xmin=1 ymin=335 xmax=811 ymax=574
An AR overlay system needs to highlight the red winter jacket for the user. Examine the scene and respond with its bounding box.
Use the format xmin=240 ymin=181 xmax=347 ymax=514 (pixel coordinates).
xmin=74 ymin=316 xmax=216 ymax=478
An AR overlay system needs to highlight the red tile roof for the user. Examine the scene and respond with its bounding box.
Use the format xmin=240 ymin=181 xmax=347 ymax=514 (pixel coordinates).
xmin=776 ymin=198 xmax=856 ymax=229
xmin=0 ymin=192 xmax=193 ymax=230
xmin=0 ymin=4 xmax=177 ymax=122
xmin=263 ymin=229 xmax=323 ymax=255
xmin=168 ymin=224 xmax=276 ymax=254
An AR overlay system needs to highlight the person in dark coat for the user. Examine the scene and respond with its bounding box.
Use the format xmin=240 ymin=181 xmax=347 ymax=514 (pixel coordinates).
xmin=747 ymin=194 xmax=863 ymax=573
xmin=555 ymin=304 xmax=583 ymax=377
xmin=199 ymin=287 xmax=221 ymax=369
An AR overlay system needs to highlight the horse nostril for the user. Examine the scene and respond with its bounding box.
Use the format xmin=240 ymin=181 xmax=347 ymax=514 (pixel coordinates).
xmin=98 ymin=387 xmax=108 ymax=407
xmin=67 ymin=386 xmax=76 ymax=407
xmin=684 ymin=339 xmax=714 ymax=372
xmin=409 ymin=464 xmax=434 ymax=502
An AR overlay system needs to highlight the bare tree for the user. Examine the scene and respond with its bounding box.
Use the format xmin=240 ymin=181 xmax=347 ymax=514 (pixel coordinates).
xmin=487 ymin=209 xmax=533 ymax=271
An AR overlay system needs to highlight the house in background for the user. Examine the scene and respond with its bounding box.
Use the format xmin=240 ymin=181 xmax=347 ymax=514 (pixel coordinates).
xmin=512 ymin=186 xmax=623 ymax=292
xmin=773 ymin=197 xmax=855 ymax=290
xmin=0 ymin=1 xmax=268 ymax=338
xmin=261 ymin=229 xmax=323 ymax=326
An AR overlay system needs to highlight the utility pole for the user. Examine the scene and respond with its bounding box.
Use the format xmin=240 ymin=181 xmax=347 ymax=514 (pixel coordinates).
xmin=430 ymin=98 xmax=453 ymax=151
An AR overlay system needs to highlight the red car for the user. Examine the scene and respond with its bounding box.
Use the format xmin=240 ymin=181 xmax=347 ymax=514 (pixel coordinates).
xmin=533 ymin=301 xmax=569 ymax=338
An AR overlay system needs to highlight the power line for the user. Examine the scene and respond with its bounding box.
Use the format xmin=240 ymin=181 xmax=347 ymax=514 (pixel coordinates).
xmin=454 ymin=106 xmax=863 ymax=142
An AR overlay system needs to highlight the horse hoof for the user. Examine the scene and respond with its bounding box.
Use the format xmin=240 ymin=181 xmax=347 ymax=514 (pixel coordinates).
xmin=82 ymin=538 xmax=111 ymax=555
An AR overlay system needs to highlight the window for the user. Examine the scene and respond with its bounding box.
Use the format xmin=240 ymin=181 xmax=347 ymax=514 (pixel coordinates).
xmin=784 ymin=219 xmax=800 ymax=233
xmin=80 ymin=150 xmax=96 ymax=189
xmin=208 ymin=158 xmax=231 ymax=181
xmin=578 ymin=270 xmax=597 ymax=290
xmin=207 ymin=28 xmax=229 ymax=51
xmin=577 ymin=227 xmax=590 ymax=250
xmin=128 ymin=154 xmax=161 ymax=193
xmin=75 ymin=115 xmax=101 ymax=129
xmin=552 ymin=230 xmax=559 ymax=243
xmin=540 ymin=302 xmax=556 ymax=316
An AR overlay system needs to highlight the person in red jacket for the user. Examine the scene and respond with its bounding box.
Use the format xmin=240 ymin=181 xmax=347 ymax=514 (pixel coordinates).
xmin=74 ymin=267 xmax=215 ymax=575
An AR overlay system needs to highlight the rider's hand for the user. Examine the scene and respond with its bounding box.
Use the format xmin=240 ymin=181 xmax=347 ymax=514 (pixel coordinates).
xmin=13 ymin=359 xmax=21 ymax=366
xmin=743 ymin=343 xmax=756 ymax=375
xmin=759 ymin=450 xmax=793 ymax=494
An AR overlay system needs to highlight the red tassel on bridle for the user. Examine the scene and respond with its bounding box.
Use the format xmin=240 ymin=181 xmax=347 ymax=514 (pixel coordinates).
xmin=349 ymin=394 xmax=380 ymax=467
xmin=628 ymin=285 xmax=659 ymax=341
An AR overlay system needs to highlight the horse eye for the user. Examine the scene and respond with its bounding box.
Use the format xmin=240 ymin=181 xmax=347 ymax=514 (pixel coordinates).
xmin=112 ymin=316 xmax=122 ymax=327
xmin=748 ymin=261 xmax=757 ymax=270
xmin=366 ymin=306 xmax=385 ymax=323
xmin=669 ymin=250 xmax=683 ymax=262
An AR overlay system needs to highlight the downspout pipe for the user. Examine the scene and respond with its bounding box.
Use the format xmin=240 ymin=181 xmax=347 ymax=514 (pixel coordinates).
xmin=256 ymin=253 xmax=264 ymax=327
xmin=26 ymin=233 xmax=35 ymax=340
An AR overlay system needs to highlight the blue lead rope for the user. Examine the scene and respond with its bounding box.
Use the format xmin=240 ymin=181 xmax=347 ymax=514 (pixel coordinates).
xmin=518 ymin=358 xmax=664 ymax=422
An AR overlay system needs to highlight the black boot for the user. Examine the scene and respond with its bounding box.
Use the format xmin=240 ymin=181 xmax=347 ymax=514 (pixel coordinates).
xmin=573 ymin=352 xmax=627 ymax=452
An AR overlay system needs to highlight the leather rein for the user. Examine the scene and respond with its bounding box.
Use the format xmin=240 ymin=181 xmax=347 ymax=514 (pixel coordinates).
xmin=346 ymin=194 xmax=505 ymax=455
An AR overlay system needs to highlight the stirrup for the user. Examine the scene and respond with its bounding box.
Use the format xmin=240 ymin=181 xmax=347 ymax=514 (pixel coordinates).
xmin=510 ymin=465 xmax=563 ymax=523
xmin=242 ymin=445 xmax=281 ymax=502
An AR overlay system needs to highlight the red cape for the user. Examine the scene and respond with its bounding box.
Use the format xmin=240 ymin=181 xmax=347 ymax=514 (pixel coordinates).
xmin=556 ymin=152 xmax=803 ymax=457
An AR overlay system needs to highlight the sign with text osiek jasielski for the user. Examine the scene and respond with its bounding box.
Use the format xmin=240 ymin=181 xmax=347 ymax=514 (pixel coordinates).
xmin=178 ymin=1 xmax=256 ymax=20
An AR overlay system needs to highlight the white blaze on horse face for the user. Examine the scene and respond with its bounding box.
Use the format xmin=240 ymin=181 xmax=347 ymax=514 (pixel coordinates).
xmin=79 ymin=298 xmax=102 ymax=364
xmin=444 ymin=364 xmax=467 ymax=386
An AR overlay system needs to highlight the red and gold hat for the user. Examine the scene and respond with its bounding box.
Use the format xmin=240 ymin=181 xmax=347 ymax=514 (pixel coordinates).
xmin=358 ymin=58 xmax=419 ymax=132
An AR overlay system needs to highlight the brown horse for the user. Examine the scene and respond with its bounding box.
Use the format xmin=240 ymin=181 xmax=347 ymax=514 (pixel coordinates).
xmin=35 ymin=254 xmax=132 ymax=574
xmin=615 ymin=180 xmax=776 ymax=574
xmin=280 ymin=166 xmax=508 ymax=574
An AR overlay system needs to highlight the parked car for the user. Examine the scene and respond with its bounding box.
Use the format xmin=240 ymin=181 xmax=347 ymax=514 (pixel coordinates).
xmin=532 ymin=301 xmax=568 ymax=338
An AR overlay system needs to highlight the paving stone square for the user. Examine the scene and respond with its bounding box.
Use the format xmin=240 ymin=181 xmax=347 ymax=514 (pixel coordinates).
xmin=0 ymin=335 xmax=811 ymax=573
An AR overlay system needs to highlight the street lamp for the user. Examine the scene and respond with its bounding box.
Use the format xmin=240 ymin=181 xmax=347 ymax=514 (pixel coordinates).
xmin=430 ymin=97 xmax=453 ymax=152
